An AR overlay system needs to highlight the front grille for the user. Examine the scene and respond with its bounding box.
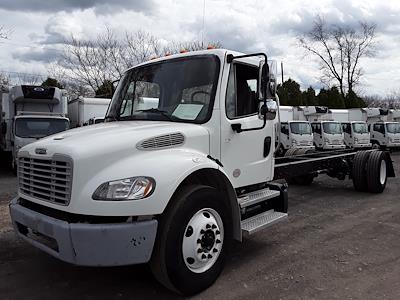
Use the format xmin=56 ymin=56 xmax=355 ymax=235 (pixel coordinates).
xmin=332 ymin=140 xmax=341 ymax=145
xmin=18 ymin=156 xmax=72 ymax=206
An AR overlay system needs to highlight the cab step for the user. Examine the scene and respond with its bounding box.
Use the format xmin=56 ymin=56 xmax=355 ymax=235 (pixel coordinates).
xmin=241 ymin=210 xmax=288 ymax=236
xmin=238 ymin=188 xmax=280 ymax=209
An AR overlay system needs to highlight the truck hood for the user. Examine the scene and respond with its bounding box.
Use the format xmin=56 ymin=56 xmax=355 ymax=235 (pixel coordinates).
xmin=19 ymin=121 xmax=210 ymax=160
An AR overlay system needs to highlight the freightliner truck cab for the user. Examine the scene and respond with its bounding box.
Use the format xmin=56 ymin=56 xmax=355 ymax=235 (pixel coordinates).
xmin=9 ymin=49 xmax=285 ymax=295
xmin=8 ymin=49 xmax=395 ymax=295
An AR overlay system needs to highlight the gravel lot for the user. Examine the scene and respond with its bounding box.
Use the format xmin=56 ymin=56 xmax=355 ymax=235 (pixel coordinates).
xmin=1 ymin=153 xmax=400 ymax=299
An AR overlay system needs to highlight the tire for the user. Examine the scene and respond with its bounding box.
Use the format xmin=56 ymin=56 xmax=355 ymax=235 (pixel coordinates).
xmin=285 ymin=148 xmax=298 ymax=157
xmin=352 ymin=151 xmax=370 ymax=192
xmin=366 ymin=151 xmax=388 ymax=193
xmin=150 ymin=185 xmax=231 ymax=295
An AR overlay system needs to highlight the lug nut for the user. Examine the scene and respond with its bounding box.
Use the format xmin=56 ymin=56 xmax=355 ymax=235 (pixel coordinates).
xmin=216 ymin=230 xmax=220 ymax=235
xmin=206 ymin=224 xmax=211 ymax=229
xmin=213 ymin=248 xmax=218 ymax=253
xmin=201 ymin=254 xmax=207 ymax=259
xmin=212 ymin=224 xmax=217 ymax=229
xmin=208 ymin=254 xmax=213 ymax=259
xmin=216 ymin=239 xmax=221 ymax=244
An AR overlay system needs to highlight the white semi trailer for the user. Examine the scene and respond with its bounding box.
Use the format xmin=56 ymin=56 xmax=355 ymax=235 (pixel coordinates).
xmin=277 ymin=106 xmax=314 ymax=154
xmin=364 ymin=108 xmax=400 ymax=149
xmin=0 ymin=85 xmax=69 ymax=171
xmin=329 ymin=109 xmax=371 ymax=149
xmin=9 ymin=49 xmax=395 ymax=295
xmin=68 ymin=97 xmax=111 ymax=127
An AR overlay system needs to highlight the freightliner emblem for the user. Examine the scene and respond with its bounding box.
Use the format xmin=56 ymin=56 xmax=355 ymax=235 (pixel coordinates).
xmin=35 ymin=148 xmax=47 ymax=155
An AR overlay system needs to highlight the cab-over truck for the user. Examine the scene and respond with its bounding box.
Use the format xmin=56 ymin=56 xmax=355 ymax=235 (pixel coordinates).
xmin=9 ymin=49 xmax=395 ymax=295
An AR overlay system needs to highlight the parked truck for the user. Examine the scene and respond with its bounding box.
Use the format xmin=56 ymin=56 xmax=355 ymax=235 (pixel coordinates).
xmin=277 ymin=106 xmax=314 ymax=154
xmin=364 ymin=108 xmax=400 ymax=149
xmin=302 ymin=106 xmax=346 ymax=150
xmin=9 ymin=49 xmax=395 ymax=295
xmin=68 ymin=97 xmax=111 ymax=127
xmin=328 ymin=109 xmax=371 ymax=149
xmin=0 ymin=85 xmax=69 ymax=171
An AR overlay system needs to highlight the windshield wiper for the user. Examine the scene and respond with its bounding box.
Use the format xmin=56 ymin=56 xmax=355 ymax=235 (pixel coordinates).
xmin=136 ymin=108 xmax=176 ymax=121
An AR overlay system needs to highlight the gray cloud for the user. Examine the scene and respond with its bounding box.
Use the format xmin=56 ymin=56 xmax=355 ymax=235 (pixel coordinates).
xmin=0 ymin=0 xmax=154 ymax=14
xmin=12 ymin=48 xmax=61 ymax=63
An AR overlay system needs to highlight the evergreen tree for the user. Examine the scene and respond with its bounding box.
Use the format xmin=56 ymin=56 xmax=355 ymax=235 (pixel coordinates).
xmin=95 ymin=80 xmax=113 ymax=98
xmin=41 ymin=77 xmax=63 ymax=89
xmin=277 ymin=79 xmax=303 ymax=106
xmin=328 ymin=86 xmax=346 ymax=108
xmin=302 ymin=87 xmax=318 ymax=106
xmin=345 ymin=90 xmax=366 ymax=108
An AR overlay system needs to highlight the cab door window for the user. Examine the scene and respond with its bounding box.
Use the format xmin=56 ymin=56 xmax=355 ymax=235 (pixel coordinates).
xmin=226 ymin=63 xmax=258 ymax=119
xmin=311 ymin=123 xmax=321 ymax=134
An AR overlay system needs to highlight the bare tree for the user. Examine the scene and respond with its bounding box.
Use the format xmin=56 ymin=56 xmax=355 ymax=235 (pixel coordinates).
xmin=0 ymin=25 xmax=11 ymax=40
xmin=60 ymin=28 xmax=223 ymax=96
xmin=298 ymin=16 xmax=376 ymax=97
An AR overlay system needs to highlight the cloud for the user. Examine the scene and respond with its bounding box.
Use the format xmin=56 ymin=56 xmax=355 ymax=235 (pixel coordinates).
xmin=0 ymin=0 xmax=155 ymax=14
xmin=12 ymin=48 xmax=61 ymax=63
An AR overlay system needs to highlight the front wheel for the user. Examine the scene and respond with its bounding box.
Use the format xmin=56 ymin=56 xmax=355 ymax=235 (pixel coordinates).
xmin=150 ymin=185 xmax=230 ymax=295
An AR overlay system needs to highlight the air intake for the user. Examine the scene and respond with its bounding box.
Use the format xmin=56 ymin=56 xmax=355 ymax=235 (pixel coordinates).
xmin=137 ymin=133 xmax=185 ymax=150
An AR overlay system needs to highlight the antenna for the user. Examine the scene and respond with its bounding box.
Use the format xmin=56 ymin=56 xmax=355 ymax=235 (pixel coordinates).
xmin=201 ymin=0 xmax=206 ymax=47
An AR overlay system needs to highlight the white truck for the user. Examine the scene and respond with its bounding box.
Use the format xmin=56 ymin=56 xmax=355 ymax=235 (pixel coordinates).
xmin=364 ymin=108 xmax=400 ymax=149
xmin=0 ymin=85 xmax=69 ymax=171
xmin=277 ymin=106 xmax=314 ymax=154
xmin=330 ymin=109 xmax=371 ymax=149
xmin=9 ymin=49 xmax=395 ymax=295
xmin=304 ymin=106 xmax=346 ymax=150
xmin=68 ymin=97 xmax=111 ymax=127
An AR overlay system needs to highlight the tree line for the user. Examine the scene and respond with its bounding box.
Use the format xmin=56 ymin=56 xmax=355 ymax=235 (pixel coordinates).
xmin=277 ymin=78 xmax=366 ymax=108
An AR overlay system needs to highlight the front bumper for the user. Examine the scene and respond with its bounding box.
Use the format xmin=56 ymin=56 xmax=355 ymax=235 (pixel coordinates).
xmin=9 ymin=197 xmax=158 ymax=266
xmin=353 ymin=143 xmax=372 ymax=149
xmin=386 ymin=142 xmax=400 ymax=148
xmin=322 ymin=144 xmax=346 ymax=150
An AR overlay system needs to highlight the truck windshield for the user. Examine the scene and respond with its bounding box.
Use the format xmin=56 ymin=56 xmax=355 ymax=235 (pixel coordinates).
xmin=352 ymin=122 xmax=368 ymax=134
xmin=290 ymin=122 xmax=311 ymax=135
xmin=323 ymin=122 xmax=342 ymax=134
xmin=106 ymin=55 xmax=220 ymax=124
xmin=386 ymin=123 xmax=400 ymax=133
xmin=15 ymin=118 xmax=69 ymax=138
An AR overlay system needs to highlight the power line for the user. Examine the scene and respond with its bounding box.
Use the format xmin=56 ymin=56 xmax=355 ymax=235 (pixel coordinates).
xmin=0 ymin=69 xmax=48 ymax=78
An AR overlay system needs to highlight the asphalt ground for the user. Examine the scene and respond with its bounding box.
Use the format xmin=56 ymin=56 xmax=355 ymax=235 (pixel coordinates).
xmin=1 ymin=152 xmax=400 ymax=299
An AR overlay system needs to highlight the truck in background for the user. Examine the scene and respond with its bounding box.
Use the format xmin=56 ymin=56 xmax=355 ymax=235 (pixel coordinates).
xmin=302 ymin=106 xmax=346 ymax=150
xmin=277 ymin=106 xmax=314 ymax=154
xmin=330 ymin=109 xmax=371 ymax=149
xmin=364 ymin=108 xmax=400 ymax=149
xmin=0 ymin=85 xmax=69 ymax=172
xmin=68 ymin=97 xmax=111 ymax=128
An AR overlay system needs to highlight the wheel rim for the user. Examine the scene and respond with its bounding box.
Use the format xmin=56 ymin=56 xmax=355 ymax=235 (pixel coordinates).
xmin=182 ymin=208 xmax=224 ymax=274
xmin=380 ymin=159 xmax=387 ymax=185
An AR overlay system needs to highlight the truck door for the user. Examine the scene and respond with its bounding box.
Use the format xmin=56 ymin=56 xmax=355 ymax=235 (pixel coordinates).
xmin=220 ymin=62 xmax=274 ymax=188
xmin=372 ymin=123 xmax=385 ymax=145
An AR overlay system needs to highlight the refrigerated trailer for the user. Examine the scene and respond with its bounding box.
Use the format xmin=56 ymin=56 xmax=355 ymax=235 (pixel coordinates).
xmin=9 ymin=49 xmax=395 ymax=295
xmin=68 ymin=97 xmax=111 ymax=128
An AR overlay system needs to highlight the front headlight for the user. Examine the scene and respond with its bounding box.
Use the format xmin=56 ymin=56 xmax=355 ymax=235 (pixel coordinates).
xmin=324 ymin=138 xmax=330 ymax=143
xmin=354 ymin=138 xmax=359 ymax=143
xmin=92 ymin=177 xmax=155 ymax=201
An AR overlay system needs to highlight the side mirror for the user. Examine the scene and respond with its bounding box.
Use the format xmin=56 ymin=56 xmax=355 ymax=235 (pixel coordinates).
xmin=259 ymin=100 xmax=277 ymax=120
xmin=258 ymin=61 xmax=269 ymax=101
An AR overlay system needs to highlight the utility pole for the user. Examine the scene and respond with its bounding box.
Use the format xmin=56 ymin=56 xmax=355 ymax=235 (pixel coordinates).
xmin=281 ymin=61 xmax=284 ymax=84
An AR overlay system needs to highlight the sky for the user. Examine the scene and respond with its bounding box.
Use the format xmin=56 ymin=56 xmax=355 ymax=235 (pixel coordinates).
xmin=0 ymin=0 xmax=399 ymax=95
